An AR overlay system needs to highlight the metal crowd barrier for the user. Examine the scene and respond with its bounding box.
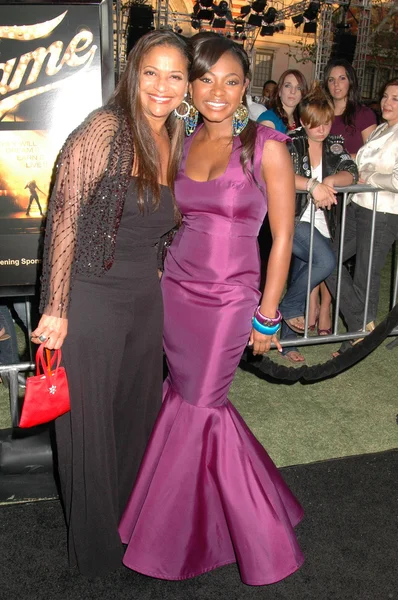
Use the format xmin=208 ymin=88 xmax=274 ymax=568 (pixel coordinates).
xmin=280 ymin=184 xmax=398 ymax=348
xmin=1 ymin=185 xmax=398 ymax=427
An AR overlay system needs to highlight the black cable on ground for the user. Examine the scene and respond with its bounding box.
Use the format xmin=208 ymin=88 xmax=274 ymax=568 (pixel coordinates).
xmin=240 ymin=304 xmax=398 ymax=383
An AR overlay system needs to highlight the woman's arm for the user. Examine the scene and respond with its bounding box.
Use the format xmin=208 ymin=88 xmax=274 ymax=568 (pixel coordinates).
xmin=249 ymin=140 xmax=295 ymax=355
xmin=363 ymin=162 xmax=398 ymax=192
xmin=32 ymin=111 xmax=117 ymax=350
xmin=361 ymin=123 xmax=377 ymax=145
xmin=259 ymin=119 xmax=276 ymax=130
xmin=323 ymin=170 xmax=355 ymax=187
xmin=295 ymin=174 xmax=337 ymax=209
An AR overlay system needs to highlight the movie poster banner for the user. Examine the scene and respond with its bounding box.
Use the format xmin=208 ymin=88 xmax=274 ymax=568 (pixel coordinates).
xmin=0 ymin=0 xmax=113 ymax=289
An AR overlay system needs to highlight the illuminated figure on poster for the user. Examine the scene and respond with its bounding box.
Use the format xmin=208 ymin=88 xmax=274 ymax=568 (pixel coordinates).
xmin=25 ymin=180 xmax=44 ymax=216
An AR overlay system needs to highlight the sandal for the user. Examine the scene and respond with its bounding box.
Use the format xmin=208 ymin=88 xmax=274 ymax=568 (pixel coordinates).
xmin=0 ymin=327 xmax=10 ymax=342
xmin=284 ymin=350 xmax=305 ymax=363
xmin=284 ymin=317 xmax=306 ymax=335
xmin=318 ymin=327 xmax=332 ymax=336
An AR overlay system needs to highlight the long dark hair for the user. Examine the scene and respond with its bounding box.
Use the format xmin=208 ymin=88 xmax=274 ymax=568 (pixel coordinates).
xmin=189 ymin=32 xmax=256 ymax=179
xmin=113 ymin=30 xmax=192 ymax=212
xmin=269 ymin=69 xmax=308 ymax=127
xmin=323 ymin=58 xmax=361 ymax=131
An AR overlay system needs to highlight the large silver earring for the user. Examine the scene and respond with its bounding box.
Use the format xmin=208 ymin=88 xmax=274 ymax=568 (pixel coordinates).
xmin=232 ymin=103 xmax=249 ymax=137
xmin=174 ymin=99 xmax=190 ymax=119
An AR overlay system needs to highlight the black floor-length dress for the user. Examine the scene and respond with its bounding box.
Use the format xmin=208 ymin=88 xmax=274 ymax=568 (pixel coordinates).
xmin=54 ymin=181 xmax=174 ymax=577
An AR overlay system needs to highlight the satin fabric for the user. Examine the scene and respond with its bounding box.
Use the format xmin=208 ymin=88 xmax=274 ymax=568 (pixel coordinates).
xmin=119 ymin=125 xmax=305 ymax=585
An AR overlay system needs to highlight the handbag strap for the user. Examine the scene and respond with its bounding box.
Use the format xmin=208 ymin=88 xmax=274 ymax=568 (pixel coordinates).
xmin=36 ymin=344 xmax=62 ymax=382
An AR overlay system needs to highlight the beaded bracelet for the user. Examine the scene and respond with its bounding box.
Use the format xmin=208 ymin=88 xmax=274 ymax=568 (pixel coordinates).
xmin=252 ymin=317 xmax=281 ymax=335
xmin=254 ymin=307 xmax=282 ymax=327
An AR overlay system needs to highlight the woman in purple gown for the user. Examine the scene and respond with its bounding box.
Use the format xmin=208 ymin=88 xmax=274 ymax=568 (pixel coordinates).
xmin=119 ymin=33 xmax=304 ymax=586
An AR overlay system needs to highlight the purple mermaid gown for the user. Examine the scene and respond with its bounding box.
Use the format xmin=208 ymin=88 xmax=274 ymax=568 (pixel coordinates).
xmin=119 ymin=125 xmax=304 ymax=585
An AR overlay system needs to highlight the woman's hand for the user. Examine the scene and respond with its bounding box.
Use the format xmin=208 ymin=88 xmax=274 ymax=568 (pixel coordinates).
xmin=249 ymin=327 xmax=282 ymax=356
xmin=31 ymin=315 xmax=68 ymax=350
xmin=312 ymin=179 xmax=338 ymax=210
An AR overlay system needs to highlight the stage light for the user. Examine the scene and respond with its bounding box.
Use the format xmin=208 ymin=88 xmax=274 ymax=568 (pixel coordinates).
xmin=191 ymin=18 xmax=201 ymax=30
xmin=252 ymin=0 xmax=267 ymax=12
xmin=260 ymin=25 xmax=274 ymax=36
xmin=303 ymin=21 xmax=317 ymax=33
xmin=214 ymin=1 xmax=229 ymax=16
xmin=241 ymin=33 xmax=247 ymax=40
xmin=303 ymin=1 xmax=320 ymax=22
xmin=292 ymin=14 xmax=304 ymax=27
xmin=174 ymin=25 xmax=183 ymax=34
xmin=248 ymin=14 xmax=263 ymax=26
xmin=213 ymin=17 xmax=227 ymax=28
xmin=234 ymin=19 xmax=245 ymax=34
xmin=274 ymin=22 xmax=286 ymax=32
xmin=263 ymin=7 xmax=277 ymax=24
xmin=240 ymin=5 xmax=251 ymax=16
xmin=193 ymin=1 xmax=214 ymax=21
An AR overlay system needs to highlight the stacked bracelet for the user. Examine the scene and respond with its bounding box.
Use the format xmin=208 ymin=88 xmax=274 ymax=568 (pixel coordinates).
xmin=254 ymin=307 xmax=282 ymax=327
xmin=252 ymin=307 xmax=282 ymax=335
xmin=252 ymin=318 xmax=281 ymax=335
xmin=307 ymin=178 xmax=319 ymax=197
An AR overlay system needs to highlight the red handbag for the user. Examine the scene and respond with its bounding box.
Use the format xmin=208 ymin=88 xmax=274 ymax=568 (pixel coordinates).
xmin=19 ymin=344 xmax=70 ymax=428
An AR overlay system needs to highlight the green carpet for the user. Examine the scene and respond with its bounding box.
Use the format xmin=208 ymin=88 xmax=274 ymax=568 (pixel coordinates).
xmin=230 ymin=337 xmax=398 ymax=467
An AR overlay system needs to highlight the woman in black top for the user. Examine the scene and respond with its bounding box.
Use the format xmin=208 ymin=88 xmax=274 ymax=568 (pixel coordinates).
xmin=31 ymin=31 xmax=191 ymax=577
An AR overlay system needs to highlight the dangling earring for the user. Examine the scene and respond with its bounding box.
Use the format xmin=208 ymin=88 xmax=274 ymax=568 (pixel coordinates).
xmin=173 ymin=94 xmax=199 ymax=136
xmin=174 ymin=95 xmax=191 ymax=119
xmin=184 ymin=104 xmax=199 ymax=136
xmin=232 ymin=103 xmax=249 ymax=137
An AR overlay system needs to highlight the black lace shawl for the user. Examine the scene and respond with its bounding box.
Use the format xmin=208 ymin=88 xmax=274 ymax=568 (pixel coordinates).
xmin=40 ymin=103 xmax=134 ymax=318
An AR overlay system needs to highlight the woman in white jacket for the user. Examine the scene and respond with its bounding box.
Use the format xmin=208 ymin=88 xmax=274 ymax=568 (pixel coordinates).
xmin=326 ymin=78 xmax=398 ymax=353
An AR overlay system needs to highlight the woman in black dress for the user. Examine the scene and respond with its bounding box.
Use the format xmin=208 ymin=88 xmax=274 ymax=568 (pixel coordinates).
xmin=31 ymin=31 xmax=191 ymax=577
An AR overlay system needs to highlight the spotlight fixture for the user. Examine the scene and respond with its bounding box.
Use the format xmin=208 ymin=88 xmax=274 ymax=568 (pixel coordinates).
xmin=191 ymin=17 xmax=201 ymax=30
xmin=303 ymin=21 xmax=317 ymax=33
xmin=234 ymin=19 xmax=245 ymax=34
xmin=248 ymin=13 xmax=263 ymax=26
xmin=240 ymin=5 xmax=251 ymax=16
xmin=274 ymin=22 xmax=286 ymax=32
xmin=174 ymin=24 xmax=183 ymax=34
xmin=240 ymin=32 xmax=247 ymax=40
xmin=260 ymin=24 xmax=275 ymax=36
xmin=303 ymin=1 xmax=320 ymax=22
xmin=252 ymin=0 xmax=267 ymax=12
xmin=292 ymin=14 xmax=304 ymax=27
xmin=213 ymin=16 xmax=227 ymax=28
xmin=263 ymin=7 xmax=277 ymax=24
xmin=193 ymin=0 xmax=214 ymax=21
xmin=214 ymin=0 xmax=229 ymax=16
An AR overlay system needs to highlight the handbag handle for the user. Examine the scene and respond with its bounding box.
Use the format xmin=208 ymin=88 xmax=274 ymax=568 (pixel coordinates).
xmin=36 ymin=344 xmax=62 ymax=384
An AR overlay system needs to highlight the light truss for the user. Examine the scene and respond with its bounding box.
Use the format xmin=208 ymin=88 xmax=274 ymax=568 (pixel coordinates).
xmin=113 ymin=0 xmax=373 ymax=93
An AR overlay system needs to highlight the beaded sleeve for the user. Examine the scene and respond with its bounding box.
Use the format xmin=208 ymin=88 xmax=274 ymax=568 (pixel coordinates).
xmin=40 ymin=106 xmax=134 ymax=318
